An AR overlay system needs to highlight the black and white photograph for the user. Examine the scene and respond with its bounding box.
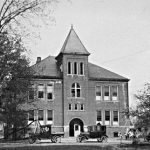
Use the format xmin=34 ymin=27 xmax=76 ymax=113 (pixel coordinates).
xmin=0 ymin=0 xmax=150 ymax=149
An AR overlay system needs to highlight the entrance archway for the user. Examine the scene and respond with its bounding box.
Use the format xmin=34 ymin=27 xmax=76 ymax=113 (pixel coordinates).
xmin=69 ymin=118 xmax=84 ymax=137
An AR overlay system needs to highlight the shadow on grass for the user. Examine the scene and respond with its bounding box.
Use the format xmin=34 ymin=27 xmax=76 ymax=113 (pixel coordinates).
xmin=117 ymin=142 xmax=150 ymax=149
xmin=0 ymin=145 xmax=117 ymax=150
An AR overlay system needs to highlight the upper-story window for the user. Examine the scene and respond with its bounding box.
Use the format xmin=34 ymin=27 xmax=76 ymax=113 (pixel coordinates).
xmin=96 ymin=86 xmax=102 ymax=100
xmin=47 ymin=83 xmax=54 ymax=100
xmin=28 ymin=84 xmax=34 ymax=100
xmin=71 ymin=83 xmax=81 ymax=98
xmin=67 ymin=62 xmax=72 ymax=74
xmin=79 ymin=62 xmax=84 ymax=75
xmin=68 ymin=104 xmax=72 ymax=110
xmin=112 ymin=86 xmax=118 ymax=101
xmin=80 ymin=104 xmax=84 ymax=111
xmin=104 ymin=86 xmax=110 ymax=101
xmin=74 ymin=62 xmax=78 ymax=74
xmin=38 ymin=84 xmax=44 ymax=99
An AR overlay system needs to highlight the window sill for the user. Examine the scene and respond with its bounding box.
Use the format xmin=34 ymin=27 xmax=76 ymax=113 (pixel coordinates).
xmin=96 ymin=100 xmax=119 ymax=102
xmin=68 ymin=97 xmax=85 ymax=100
xmin=67 ymin=74 xmax=85 ymax=77
xmin=68 ymin=110 xmax=85 ymax=111
xmin=47 ymin=99 xmax=54 ymax=101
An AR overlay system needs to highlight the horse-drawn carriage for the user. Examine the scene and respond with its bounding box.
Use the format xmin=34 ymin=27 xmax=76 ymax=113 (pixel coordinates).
xmin=76 ymin=124 xmax=108 ymax=143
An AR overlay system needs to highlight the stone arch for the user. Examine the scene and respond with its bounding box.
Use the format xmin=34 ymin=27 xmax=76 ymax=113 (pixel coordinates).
xmin=69 ymin=118 xmax=84 ymax=137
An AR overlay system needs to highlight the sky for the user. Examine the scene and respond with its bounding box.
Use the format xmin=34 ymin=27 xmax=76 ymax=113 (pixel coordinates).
xmin=28 ymin=0 xmax=150 ymax=107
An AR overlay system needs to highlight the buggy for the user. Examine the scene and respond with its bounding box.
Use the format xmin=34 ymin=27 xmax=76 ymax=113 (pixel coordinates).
xmin=28 ymin=124 xmax=64 ymax=144
xmin=76 ymin=124 xmax=108 ymax=143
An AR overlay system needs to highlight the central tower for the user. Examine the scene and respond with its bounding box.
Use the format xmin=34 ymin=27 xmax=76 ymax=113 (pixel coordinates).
xmin=56 ymin=26 xmax=90 ymax=136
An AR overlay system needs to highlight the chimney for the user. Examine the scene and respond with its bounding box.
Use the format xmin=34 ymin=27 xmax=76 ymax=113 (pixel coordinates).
xmin=36 ymin=57 xmax=41 ymax=63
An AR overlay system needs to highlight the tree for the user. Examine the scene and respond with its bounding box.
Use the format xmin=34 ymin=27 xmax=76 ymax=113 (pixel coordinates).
xmin=129 ymin=83 xmax=150 ymax=129
xmin=0 ymin=32 xmax=34 ymax=140
xmin=0 ymin=0 xmax=59 ymax=36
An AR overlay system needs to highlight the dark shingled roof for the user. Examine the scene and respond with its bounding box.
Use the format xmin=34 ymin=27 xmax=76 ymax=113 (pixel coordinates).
xmin=31 ymin=56 xmax=61 ymax=78
xmin=88 ymin=63 xmax=129 ymax=81
xmin=58 ymin=27 xmax=90 ymax=55
xmin=31 ymin=56 xmax=129 ymax=81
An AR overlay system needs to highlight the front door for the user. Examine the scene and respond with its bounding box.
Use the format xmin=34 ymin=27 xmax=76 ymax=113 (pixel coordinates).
xmin=74 ymin=124 xmax=81 ymax=137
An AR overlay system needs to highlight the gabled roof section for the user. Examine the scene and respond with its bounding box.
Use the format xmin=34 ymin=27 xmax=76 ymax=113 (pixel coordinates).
xmin=31 ymin=56 xmax=61 ymax=78
xmin=88 ymin=63 xmax=129 ymax=81
xmin=58 ymin=26 xmax=90 ymax=55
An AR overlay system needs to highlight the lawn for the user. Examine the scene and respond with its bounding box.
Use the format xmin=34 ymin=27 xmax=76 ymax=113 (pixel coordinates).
xmin=0 ymin=145 xmax=117 ymax=150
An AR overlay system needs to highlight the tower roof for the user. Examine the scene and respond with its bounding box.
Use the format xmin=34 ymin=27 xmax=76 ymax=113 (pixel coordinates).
xmin=58 ymin=26 xmax=90 ymax=56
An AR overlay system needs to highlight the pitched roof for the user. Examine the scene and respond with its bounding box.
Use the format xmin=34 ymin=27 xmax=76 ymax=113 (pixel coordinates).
xmin=31 ymin=56 xmax=129 ymax=81
xmin=88 ymin=63 xmax=129 ymax=81
xmin=58 ymin=26 xmax=90 ymax=55
xmin=31 ymin=56 xmax=61 ymax=78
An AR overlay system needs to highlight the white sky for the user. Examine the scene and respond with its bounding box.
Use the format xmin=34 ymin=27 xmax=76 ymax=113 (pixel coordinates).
xmin=28 ymin=0 xmax=150 ymax=107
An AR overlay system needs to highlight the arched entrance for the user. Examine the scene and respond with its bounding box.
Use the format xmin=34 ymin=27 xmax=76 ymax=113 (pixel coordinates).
xmin=69 ymin=118 xmax=84 ymax=137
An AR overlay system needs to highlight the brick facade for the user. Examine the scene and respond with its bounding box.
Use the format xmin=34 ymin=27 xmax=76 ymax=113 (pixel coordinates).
xmin=30 ymin=27 xmax=129 ymax=137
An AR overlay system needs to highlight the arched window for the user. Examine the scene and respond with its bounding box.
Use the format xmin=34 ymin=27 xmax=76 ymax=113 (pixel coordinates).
xmin=71 ymin=83 xmax=81 ymax=98
xmin=68 ymin=62 xmax=72 ymax=74
xmin=79 ymin=62 xmax=84 ymax=75
xmin=74 ymin=62 xmax=77 ymax=74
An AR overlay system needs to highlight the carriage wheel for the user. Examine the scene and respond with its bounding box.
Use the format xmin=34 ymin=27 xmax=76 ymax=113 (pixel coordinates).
xmin=51 ymin=136 xmax=58 ymax=143
xmin=101 ymin=136 xmax=108 ymax=143
xmin=28 ymin=137 xmax=36 ymax=144
xmin=97 ymin=138 xmax=102 ymax=142
xmin=81 ymin=136 xmax=87 ymax=143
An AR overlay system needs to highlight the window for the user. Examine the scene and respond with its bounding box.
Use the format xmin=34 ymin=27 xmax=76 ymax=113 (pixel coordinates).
xmin=47 ymin=110 xmax=53 ymax=121
xmin=74 ymin=62 xmax=77 ymax=74
xmin=74 ymin=104 xmax=78 ymax=110
xmin=29 ymin=90 xmax=34 ymax=100
xmin=97 ymin=110 xmax=102 ymax=121
xmin=38 ymin=110 xmax=44 ymax=121
xmin=69 ymin=104 xmax=72 ymax=110
xmin=96 ymin=86 xmax=101 ymax=100
xmin=113 ymin=111 xmax=118 ymax=122
xmin=79 ymin=62 xmax=84 ymax=75
xmin=29 ymin=110 xmax=34 ymax=121
xmin=105 ymin=110 xmax=110 ymax=125
xmin=112 ymin=86 xmax=118 ymax=100
xmin=71 ymin=83 xmax=81 ymax=98
xmin=28 ymin=84 xmax=34 ymax=100
xmin=38 ymin=84 xmax=44 ymax=99
xmin=104 ymin=86 xmax=110 ymax=100
xmin=47 ymin=83 xmax=54 ymax=100
xmin=105 ymin=111 xmax=110 ymax=121
xmin=68 ymin=62 xmax=72 ymax=74
xmin=113 ymin=110 xmax=119 ymax=126
xmin=80 ymin=104 xmax=84 ymax=110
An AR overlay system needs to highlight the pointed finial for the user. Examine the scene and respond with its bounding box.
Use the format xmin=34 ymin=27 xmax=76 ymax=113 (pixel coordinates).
xmin=71 ymin=24 xmax=73 ymax=29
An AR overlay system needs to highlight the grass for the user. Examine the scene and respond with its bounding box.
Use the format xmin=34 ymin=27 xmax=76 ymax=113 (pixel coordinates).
xmin=0 ymin=145 xmax=116 ymax=150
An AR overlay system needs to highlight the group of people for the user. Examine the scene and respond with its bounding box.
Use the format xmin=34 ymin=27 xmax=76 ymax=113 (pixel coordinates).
xmin=124 ymin=128 xmax=143 ymax=140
